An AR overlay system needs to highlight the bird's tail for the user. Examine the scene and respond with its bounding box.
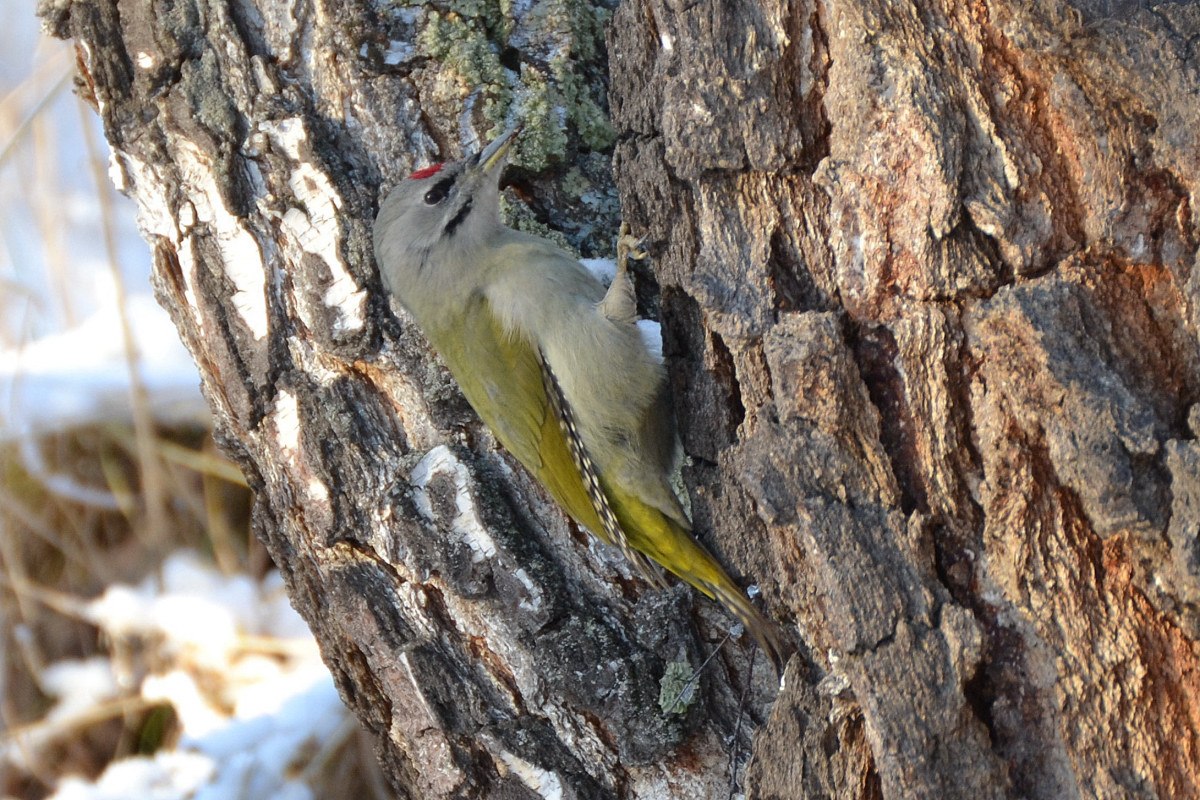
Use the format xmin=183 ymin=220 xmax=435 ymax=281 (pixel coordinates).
xmin=695 ymin=572 xmax=788 ymax=675
xmin=616 ymin=504 xmax=789 ymax=674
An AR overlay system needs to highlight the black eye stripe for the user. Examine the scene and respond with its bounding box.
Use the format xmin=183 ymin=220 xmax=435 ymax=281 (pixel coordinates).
xmin=443 ymin=198 xmax=473 ymax=237
xmin=424 ymin=175 xmax=455 ymax=205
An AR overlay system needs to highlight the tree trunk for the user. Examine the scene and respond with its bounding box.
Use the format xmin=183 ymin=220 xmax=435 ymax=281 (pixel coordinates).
xmin=43 ymin=0 xmax=1200 ymax=796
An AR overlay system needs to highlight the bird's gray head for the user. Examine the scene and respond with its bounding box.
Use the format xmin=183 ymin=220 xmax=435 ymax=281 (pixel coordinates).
xmin=373 ymin=128 xmax=517 ymax=316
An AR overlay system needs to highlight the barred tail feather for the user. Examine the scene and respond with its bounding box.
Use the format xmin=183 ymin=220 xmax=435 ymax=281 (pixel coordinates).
xmin=537 ymin=351 xmax=787 ymax=671
xmin=599 ymin=461 xmax=791 ymax=674
xmin=540 ymin=353 xmax=670 ymax=589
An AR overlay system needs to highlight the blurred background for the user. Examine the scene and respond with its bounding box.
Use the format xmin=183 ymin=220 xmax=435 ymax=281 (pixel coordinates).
xmin=1 ymin=4 xmax=383 ymax=798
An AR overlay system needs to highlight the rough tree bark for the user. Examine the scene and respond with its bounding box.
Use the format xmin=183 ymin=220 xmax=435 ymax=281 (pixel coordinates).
xmin=41 ymin=0 xmax=1200 ymax=797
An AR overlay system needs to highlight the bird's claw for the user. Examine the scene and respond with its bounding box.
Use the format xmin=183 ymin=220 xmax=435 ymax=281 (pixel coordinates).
xmin=617 ymin=222 xmax=649 ymax=269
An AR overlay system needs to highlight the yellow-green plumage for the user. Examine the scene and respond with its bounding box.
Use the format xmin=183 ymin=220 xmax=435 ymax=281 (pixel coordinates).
xmin=431 ymin=293 xmax=785 ymax=671
xmin=432 ymin=294 xmax=607 ymax=538
xmin=373 ymin=129 xmax=786 ymax=672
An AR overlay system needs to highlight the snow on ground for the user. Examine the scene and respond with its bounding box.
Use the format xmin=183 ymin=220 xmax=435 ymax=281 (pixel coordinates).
xmin=2 ymin=6 xmax=351 ymax=798
xmin=0 ymin=294 xmax=209 ymax=441
xmin=4 ymin=552 xmax=349 ymax=800
xmin=0 ymin=3 xmax=209 ymax=442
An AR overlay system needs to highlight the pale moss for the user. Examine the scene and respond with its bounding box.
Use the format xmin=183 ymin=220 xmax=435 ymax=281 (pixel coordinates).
xmin=560 ymin=167 xmax=588 ymax=197
xmin=419 ymin=12 xmax=508 ymax=89
xmin=551 ymin=57 xmax=614 ymax=151
xmin=382 ymin=0 xmax=618 ymax=249
xmin=537 ymin=0 xmax=614 ymax=152
xmin=443 ymin=0 xmax=498 ymax=19
xmin=540 ymin=0 xmax=611 ymax=62
xmin=405 ymin=0 xmax=614 ymax=167
xmin=658 ymin=662 xmax=698 ymax=715
xmin=512 ymin=64 xmax=568 ymax=172
xmin=500 ymin=194 xmax=575 ymax=252
xmin=495 ymin=0 xmax=518 ymax=38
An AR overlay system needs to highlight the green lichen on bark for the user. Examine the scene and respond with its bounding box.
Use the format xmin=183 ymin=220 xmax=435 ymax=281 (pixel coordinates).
xmin=372 ymin=0 xmax=618 ymax=252
xmin=385 ymin=0 xmax=613 ymax=169
xmin=658 ymin=661 xmax=699 ymax=715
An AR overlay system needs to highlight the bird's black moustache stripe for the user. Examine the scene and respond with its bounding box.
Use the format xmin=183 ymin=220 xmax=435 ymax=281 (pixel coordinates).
xmin=443 ymin=198 xmax=473 ymax=237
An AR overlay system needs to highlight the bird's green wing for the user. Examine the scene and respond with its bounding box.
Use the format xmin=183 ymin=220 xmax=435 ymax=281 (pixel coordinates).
xmin=429 ymin=293 xmax=786 ymax=670
xmin=431 ymin=293 xmax=666 ymax=585
xmin=429 ymin=293 xmax=608 ymax=545
xmin=539 ymin=358 xmax=670 ymax=588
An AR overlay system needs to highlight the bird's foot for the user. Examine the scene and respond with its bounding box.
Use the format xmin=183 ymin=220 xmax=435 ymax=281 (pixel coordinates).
xmin=617 ymin=222 xmax=649 ymax=270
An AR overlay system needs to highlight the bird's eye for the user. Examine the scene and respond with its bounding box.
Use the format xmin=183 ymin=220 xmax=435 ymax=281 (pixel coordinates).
xmin=424 ymin=177 xmax=453 ymax=205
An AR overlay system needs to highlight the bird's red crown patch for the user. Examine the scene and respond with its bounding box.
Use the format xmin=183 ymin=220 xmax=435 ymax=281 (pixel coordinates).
xmin=408 ymin=163 xmax=444 ymax=180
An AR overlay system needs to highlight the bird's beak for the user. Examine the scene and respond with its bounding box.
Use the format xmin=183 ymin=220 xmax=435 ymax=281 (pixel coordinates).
xmin=476 ymin=125 xmax=520 ymax=176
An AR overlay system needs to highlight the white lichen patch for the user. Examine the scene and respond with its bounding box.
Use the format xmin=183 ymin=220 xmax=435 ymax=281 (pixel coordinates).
xmin=496 ymin=750 xmax=564 ymax=800
xmin=626 ymin=766 xmax=734 ymax=800
xmin=263 ymin=117 xmax=366 ymax=335
xmin=272 ymin=388 xmax=329 ymax=503
xmin=252 ymin=0 xmax=301 ymax=64
xmin=114 ymin=147 xmax=172 ymax=225
xmin=110 ymin=149 xmax=208 ymax=330
xmin=410 ymin=445 xmax=497 ymax=563
xmin=273 ymin=389 xmax=302 ymax=454
xmin=511 ymin=567 xmax=543 ymax=613
xmin=173 ymin=140 xmax=270 ymax=340
xmin=383 ymin=40 xmax=414 ymax=66
xmin=320 ymin=268 xmax=366 ymax=334
xmin=108 ymin=151 xmax=129 ymax=193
